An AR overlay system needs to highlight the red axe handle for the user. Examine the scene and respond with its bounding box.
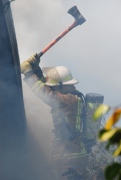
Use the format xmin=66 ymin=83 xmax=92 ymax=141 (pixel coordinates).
xmin=37 ymin=21 xmax=84 ymax=57
xmin=37 ymin=6 xmax=86 ymax=57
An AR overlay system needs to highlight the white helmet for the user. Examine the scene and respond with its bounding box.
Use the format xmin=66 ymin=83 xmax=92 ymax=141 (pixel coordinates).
xmin=42 ymin=66 xmax=79 ymax=86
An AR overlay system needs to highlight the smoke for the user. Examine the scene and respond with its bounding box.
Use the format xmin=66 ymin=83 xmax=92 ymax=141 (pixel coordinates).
xmin=21 ymin=81 xmax=57 ymax=180
xmin=11 ymin=0 xmax=121 ymax=106
xmin=3 ymin=0 xmax=120 ymax=179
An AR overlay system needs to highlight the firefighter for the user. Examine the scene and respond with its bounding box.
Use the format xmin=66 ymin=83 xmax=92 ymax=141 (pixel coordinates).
xmin=21 ymin=53 xmax=86 ymax=152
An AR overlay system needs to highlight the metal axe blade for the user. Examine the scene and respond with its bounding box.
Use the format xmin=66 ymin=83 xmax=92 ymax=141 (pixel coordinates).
xmin=68 ymin=6 xmax=86 ymax=25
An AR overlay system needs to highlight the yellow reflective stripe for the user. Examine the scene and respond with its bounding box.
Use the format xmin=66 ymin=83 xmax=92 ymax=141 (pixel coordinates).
xmin=50 ymin=79 xmax=57 ymax=84
xmin=52 ymin=152 xmax=88 ymax=160
xmin=76 ymin=98 xmax=81 ymax=132
xmin=64 ymin=75 xmax=72 ymax=81
xmin=32 ymin=81 xmax=44 ymax=93
xmin=32 ymin=81 xmax=42 ymax=90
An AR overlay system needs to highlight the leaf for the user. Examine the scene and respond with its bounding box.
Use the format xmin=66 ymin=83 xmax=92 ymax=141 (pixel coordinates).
xmin=113 ymin=141 xmax=121 ymax=157
xmin=108 ymin=129 xmax=121 ymax=145
xmin=98 ymin=129 xmax=118 ymax=141
xmin=93 ymin=104 xmax=110 ymax=120
xmin=105 ymin=108 xmax=121 ymax=130
xmin=118 ymin=173 xmax=121 ymax=180
xmin=105 ymin=163 xmax=121 ymax=180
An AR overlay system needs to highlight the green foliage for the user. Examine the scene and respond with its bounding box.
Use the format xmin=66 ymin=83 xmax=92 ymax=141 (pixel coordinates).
xmin=105 ymin=163 xmax=121 ymax=180
xmin=93 ymin=104 xmax=110 ymax=120
xmin=94 ymin=105 xmax=121 ymax=180
xmin=99 ymin=129 xmax=119 ymax=142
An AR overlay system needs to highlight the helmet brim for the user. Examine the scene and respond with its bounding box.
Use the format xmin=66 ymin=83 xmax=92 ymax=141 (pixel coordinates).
xmin=45 ymin=78 xmax=79 ymax=86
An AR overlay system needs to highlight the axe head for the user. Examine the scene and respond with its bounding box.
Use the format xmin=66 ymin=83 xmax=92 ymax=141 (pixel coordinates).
xmin=68 ymin=6 xmax=86 ymax=25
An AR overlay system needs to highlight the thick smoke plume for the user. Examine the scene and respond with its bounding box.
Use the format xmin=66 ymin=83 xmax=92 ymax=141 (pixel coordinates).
xmin=11 ymin=0 xmax=121 ymax=106
xmin=2 ymin=0 xmax=120 ymax=179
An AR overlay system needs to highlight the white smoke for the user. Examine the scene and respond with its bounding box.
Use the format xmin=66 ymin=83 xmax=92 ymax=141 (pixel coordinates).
xmin=5 ymin=0 xmax=121 ymax=179
xmin=11 ymin=0 xmax=121 ymax=106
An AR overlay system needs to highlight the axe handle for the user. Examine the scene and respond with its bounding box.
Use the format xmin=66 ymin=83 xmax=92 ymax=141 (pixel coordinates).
xmin=37 ymin=21 xmax=78 ymax=57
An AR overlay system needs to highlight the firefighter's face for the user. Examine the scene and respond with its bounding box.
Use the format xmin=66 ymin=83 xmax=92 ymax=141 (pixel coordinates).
xmin=52 ymin=85 xmax=75 ymax=93
xmin=52 ymin=86 xmax=62 ymax=92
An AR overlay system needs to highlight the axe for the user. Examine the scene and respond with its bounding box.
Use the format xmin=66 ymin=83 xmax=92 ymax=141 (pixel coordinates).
xmin=37 ymin=6 xmax=86 ymax=57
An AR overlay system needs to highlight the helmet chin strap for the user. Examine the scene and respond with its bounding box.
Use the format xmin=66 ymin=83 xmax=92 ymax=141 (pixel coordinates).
xmin=51 ymin=84 xmax=75 ymax=94
xmin=59 ymin=82 xmax=63 ymax=92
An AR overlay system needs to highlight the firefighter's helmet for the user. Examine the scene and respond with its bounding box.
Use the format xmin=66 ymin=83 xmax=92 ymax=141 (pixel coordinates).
xmin=42 ymin=66 xmax=78 ymax=86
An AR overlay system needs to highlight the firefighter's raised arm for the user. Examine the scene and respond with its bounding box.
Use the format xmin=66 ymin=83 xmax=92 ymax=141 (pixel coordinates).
xmin=21 ymin=53 xmax=44 ymax=86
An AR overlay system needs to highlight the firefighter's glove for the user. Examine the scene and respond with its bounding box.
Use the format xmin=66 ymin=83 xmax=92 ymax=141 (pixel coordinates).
xmin=21 ymin=53 xmax=40 ymax=76
xmin=21 ymin=61 xmax=33 ymax=76
xmin=27 ymin=53 xmax=40 ymax=71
